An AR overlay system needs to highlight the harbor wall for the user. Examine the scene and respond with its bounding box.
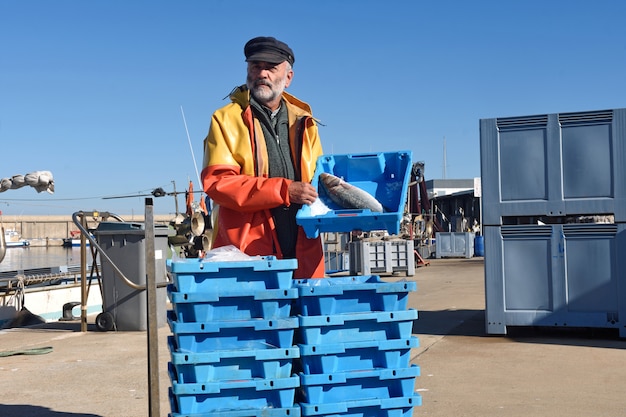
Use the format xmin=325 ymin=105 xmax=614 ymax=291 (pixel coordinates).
xmin=1 ymin=214 xmax=174 ymax=246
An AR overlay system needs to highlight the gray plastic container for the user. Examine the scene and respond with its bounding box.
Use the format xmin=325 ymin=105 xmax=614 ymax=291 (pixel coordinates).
xmin=484 ymin=223 xmax=626 ymax=337
xmin=435 ymin=232 xmax=474 ymax=259
xmin=94 ymin=221 xmax=172 ymax=331
xmin=480 ymin=108 xmax=626 ymax=225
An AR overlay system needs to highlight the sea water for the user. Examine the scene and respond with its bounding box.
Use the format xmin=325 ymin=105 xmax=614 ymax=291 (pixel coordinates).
xmin=0 ymin=246 xmax=96 ymax=273
xmin=0 ymin=246 xmax=101 ymax=325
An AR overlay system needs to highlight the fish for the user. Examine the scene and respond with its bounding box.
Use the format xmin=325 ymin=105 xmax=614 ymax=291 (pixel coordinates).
xmin=319 ymin=172 xmax=384 ymax=212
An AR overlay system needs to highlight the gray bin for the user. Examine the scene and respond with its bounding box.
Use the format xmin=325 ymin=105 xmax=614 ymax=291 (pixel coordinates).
xmin=484 ymin=223 xmax=626 ymax=337
xmin=479 ymin=108 xmax=626 ymax=225
xmin=94 ymin=221 xmax=171 ymax=331
xmin=435 ymin=232 xmax=474 ymax=259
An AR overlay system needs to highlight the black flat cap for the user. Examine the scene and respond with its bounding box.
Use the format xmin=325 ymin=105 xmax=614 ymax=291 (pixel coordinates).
xmin=244 ymin=36 xmax=295 ymax=66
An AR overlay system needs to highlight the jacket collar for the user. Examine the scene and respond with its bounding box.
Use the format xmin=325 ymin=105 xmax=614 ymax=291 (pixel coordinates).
xmin=229 ymin=85 xmax=313 ymax=118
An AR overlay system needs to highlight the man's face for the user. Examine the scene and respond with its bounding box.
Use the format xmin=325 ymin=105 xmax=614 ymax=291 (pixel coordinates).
xmin=246 ymin=61 xmax=293 ymax=106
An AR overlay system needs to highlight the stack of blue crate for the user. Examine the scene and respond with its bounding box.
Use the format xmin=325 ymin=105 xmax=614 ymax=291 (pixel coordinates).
xmin=292 ymin=276 xmax=421 ymax=417
xmin=166 ymin=256 xmax=302 ymax=417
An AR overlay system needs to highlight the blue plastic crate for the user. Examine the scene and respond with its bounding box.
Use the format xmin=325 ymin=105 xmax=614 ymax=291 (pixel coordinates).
xmin=168 ymin=375 xmax=299 ymax=414
xmin=168 ymin=312 xmax=298 ymax=351
xmin=169 ymin=406 xmax=301 ymax=417
xmin=292 ymin=276 xmax=416 ymax=316
xmin=298 ymin=366 xmax=419 ymax=404
xmin=299 ymin=396 xmax=421 ymax=417
xmin=168 ymin=337 xmax=299 ymax=382
xmin=296 ymin=151 xmax=413 ymax=238
xmin=168 ymin=256 xmax=297 ymax=293
xmin=298 ymin=337 xmax=418 ymax=374
xmin=168 ymin=285 xmax=297 ymax=322
xmin=295 ymin=310 xmax=417 ymax=345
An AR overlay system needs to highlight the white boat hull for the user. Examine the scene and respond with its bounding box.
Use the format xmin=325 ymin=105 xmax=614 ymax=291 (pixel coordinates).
xmin=5 ymin=240 xmax=30 ymax=248
xmin=63 ymin=238 xmax=91 ymax=247
xmin=0 ymin=281 xmax=102 ymax=325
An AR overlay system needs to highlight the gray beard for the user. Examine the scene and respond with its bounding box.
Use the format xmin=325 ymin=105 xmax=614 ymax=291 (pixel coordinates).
xmin=247 ymin=77 xmax=287 ymax=106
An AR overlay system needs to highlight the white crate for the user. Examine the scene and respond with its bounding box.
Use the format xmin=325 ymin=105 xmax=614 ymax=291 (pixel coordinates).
xmin=348 ymin=239 xmax=415 ymax=276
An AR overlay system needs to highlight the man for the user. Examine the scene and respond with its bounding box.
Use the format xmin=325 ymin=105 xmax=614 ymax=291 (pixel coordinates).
xmin=201 ymin=36 xmax=325 ymax=278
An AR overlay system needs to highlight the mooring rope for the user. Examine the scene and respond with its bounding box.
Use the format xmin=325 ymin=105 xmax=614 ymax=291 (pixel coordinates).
xmin=5 ymin=275 xmax=26 ymax=311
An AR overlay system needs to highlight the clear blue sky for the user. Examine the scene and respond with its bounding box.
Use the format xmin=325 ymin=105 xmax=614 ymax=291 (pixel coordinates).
xmin=1 ymin=1 xmax=625 ymax=216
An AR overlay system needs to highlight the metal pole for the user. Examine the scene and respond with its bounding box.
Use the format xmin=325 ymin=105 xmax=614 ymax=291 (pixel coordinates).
xmin=172 ymin=180 xmax=179 ymax=215
xmin=144 ymin=198 xmax=160 ymax=417
xmin=80 ymin=213 xmax=88 ymax=332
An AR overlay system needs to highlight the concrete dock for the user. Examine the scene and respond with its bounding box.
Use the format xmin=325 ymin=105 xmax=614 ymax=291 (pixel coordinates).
xmin=1 ymin=257 xmax=625 ymax=417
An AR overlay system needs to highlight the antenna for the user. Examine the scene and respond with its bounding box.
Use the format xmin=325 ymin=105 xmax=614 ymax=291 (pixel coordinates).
xmin=442 ymin=136 xmax=447 ymax=179
xmin=180 ymin=106 xmax=202 ymax=190
xmin=172 ymin=180 xmax=179 ymax=214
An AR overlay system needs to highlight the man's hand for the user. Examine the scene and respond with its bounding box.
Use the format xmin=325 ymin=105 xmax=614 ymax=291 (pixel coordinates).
xmin=288 ymin=181 xmax=318 ymax=205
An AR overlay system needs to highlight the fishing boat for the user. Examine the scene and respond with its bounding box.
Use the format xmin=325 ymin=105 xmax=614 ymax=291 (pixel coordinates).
xmin=0 ymin=264 xmax=103 ymax=327
xmin=62 ymin=230 xmax=91 ymax=247
xmin=62 ymin=237 xmax=91 ymax=248
xmin=4 ymin=229 xmax=30 ymax=248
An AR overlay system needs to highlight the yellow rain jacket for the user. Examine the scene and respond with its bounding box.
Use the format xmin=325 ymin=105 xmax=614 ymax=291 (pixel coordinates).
xmin=201 ymin=85 xmax=325 ymax=278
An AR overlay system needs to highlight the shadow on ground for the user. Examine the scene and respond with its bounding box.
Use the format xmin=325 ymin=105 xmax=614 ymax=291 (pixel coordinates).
xmin=3 ymin=319 xmax=97 ymax=332
xmin=414 ymin=309 xmax=485 ymax=337
xmin=0 ymin=404 xmax=101 ymax=417
xmin=414 ymin=309 xmax=626 ymax=349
